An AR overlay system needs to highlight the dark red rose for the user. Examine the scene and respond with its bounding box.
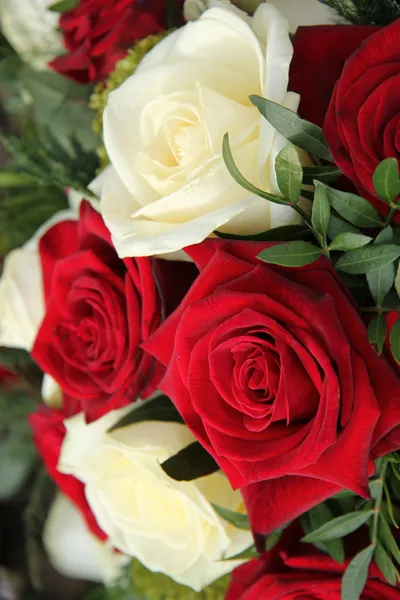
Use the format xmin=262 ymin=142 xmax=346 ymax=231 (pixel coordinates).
xmin=227 ymin=524 xmax=400 ymax=599
xmin=322 ymin=20 xmax=400 ymax=215
xmin=29 ymin=397 xmax=106 ymax=540
xmin=32 ymin=201 xmax=195 ymax=421
xmin=50 ymin=0 xmax=183 ymax=83
xmin=144 ymin=238 xmax=400 ymax=535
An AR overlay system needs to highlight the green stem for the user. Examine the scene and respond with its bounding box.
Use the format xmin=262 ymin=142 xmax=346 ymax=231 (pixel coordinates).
xmin=384 ymin=206 xmax=396 ymax=228
xmin=371 ymin=459 xmax=388 ymax=546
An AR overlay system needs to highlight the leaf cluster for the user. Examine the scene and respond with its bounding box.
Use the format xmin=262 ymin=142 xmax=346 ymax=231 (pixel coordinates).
xmin=221 ymin=96 xmax=400 ymax=366
xmin=318 ymin=0 xmax=400 ymax=25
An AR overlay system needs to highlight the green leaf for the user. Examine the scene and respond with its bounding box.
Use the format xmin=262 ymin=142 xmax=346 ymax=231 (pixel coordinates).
xmin=258 ymin=241 xmax=323 ymax=267
xmin=161 ymin=442 xmax=219 ymax=481
xmin=215 ymin=224 xmax=311 ymax=242
xmin=375 ymin=226 xmax=394 ymax=245
xmin=108 ymin=396 xmax=184 ymax=432
xmin=222 ymin=133 xmax=288 ymax=205
xmin=275 ymin=144 xmax=303 ymax=203
xmin=266 ymin=528 xmax=283 ymax=551
xmin=341 ymin=545 xmax=374 ymax=600
xmin=312 ymin=181 xmax=331 ymax=244
xmin=369 ymin=478 xmax=383 ymax=501
xmin=375 ymin=542 xmax=398 ymax=586
xmin=249 ymin=95 xmax=333 ymax=162
xmin=379 ymin=515 xmax=400 ymax=565
xmin=320 ymin=184 xmax=382 ymax=228
xmin=308 ymin=504 xmax=345 ymax=564
xmin=368 ymin=314 xmax=387 ymax=354
xmin=329 ymin=232 xmax=372 ymax=252
xmin=301 ymin=510 xmax=374 ymax=543
xmin=222 ymin=545 xmax=258 ymax=561
xmin=335 ymin=245 xmax=400 ymax=274
xmin=0 ymin=171 xmax=36 ymax=187
xmin=390 ymin=320 xmax=400 ymax=365
xmin=212 ymin=504 xmax=251 ymax=530
xmin=395 ymin=263 xmax=400 ymax=299
xmin=48 ymin=0 xmax=78 ymax=11
xmin=373 ymin=158 xmax=400 ymax=205
xmin=328 ymin=215 xmax=360 ymax=240
xmin=367 ymin=265 xmax=395 ymax=306
xmin=302 ymin=165 xmax=342 ymax=185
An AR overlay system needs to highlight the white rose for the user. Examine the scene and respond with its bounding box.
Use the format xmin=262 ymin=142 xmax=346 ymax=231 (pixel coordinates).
xmin=58 ymin=407 xmax=253 ymax=591
xmin=0 ymin=209 xmax=76 ymax=351
xmin=102 ymin=4 xmax=302 ymax=258
xmin=0 ymin=0 xmax=63 ymax=70
xmin=43 ymin=492 xmax=128 ymax=584
xmin=267 ymin=0 xmax=337 ymax=31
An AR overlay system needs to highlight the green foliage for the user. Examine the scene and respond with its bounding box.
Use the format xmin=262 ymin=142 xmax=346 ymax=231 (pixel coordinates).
xmin=211 ymin=504 xmax=251 ymax=530
xmin=301 ymin=504 xmax=345 ymax=563
xmin=301 ymin=510 xmax=374 ymax=543
xmin=335 ymin=244 xmax=400 ymax=274
xmin=161 ymin=442 xmax=219 ymax=481
xmin=368 ymin=313 xmax=387 ymax=354
xmin=48 ymin=0 xmax=79 ymax=11
xmin=249 ymin=95 xmax=333 ymax=161
xmin=215 ymin=224 xmax=311 ymax=242
xmin=302 ymin=165 xmax=342 ymax=185
xmin=318 ymin=0 xmax=400 ymax=25
xmin=373 ymin=158 xmax=400 ymax=205
xmin=257 ymin=241 xmax=323 ymax=267
xmin=329 ymin=232 xmax=372 ymax=252
xmin=275 ymin=144 xmax=303 ymax=203
xmin=24 ymin=469 xmax=56 ymax=591
xmin=341 ymin=545 xmax=375 ymax=600
xmin=312 ymin=181 xmax=331 ymax=245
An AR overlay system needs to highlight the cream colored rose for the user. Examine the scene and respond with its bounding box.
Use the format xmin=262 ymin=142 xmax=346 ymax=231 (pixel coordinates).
xmin=102 ymin=4 xmax=302 ymax=258
xmin=0 ymin=0 xmax=63 ymax=70
xmin=58 ymin=407 xmax=253 ymax=591
xmin=44 ymin=492 xmax=128 ymax=583
xmin=0 ymin=209 xmax=76 ymax=351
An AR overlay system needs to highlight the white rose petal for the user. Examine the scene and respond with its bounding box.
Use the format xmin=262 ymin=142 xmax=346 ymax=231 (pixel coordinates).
xmin=267 ymin=0 xmax=337 ymax=32
xmin=0 ymin=0 xmax=63 ymax=70
xmin=58 ymin=407 xmax=253 ymax=591
xmin=102 ymin=5 xmax=303 ymax=257
xmin=0 ymin=209 xmax=76 ymax=351
xmin=43 ymin=493 xmax=128 ymax=584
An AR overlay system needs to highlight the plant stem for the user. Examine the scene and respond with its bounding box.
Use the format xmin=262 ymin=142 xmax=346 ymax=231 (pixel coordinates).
xmin=371 ymin=459 xmax=388 ymax=546
xmin=384 ymin=206 xmax=396 ymax=228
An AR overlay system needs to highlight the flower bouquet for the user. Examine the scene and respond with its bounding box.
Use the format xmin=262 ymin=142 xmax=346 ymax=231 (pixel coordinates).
xmin=1 ymin=0 xmax=400 ymax=598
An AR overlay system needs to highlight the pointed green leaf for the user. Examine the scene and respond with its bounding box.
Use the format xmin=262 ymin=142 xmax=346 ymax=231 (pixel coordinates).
xmin=320 ymin=184 xmax=382 ymax=228
xmin=308 ymin=504 xmax=345 ymax=564
xmin=222 ymin=545 xmax=258 ymax=561
xmin=249 ymin=95 xmax=333 ymax=162
xmin=379 ymin=515 xmax=400 ymax=565
xmin=161 ymin=442 xmax=219 ymax=481
xmin=302 ymin=165 xmax=342 ymax=185
xmin=275 ymin=144 xmax=303 ymax=203
xmin=222 ymin=133 xmax=288 ymax=205
xmin=390 ymin=320 xmax=400 ymax=365
xmin=108 ymin=395 xmax=184 ymax=432
xmin=341 ymin=545 xmax=374 ymax=600
xmin=375 ymin=542 xmax=398 ymax=586
xmin=312 ymin=181 xmax=331 ymax=243
xmin=212 ymin=504 xmax=250 ymax=530
xmin=301 ymin=510 xmax=374 ymax=543
xmin=329 ymin=233 xmax=372 ymax=252
xmin=48 ymin=0 xmax=78 ymax=11
xmin=335 ymin=245 xmax=400 ymax=274
xmin=367 ymin=265 xmax=395 ymax=306
xmin=258 ymin=241 xmax=323 ymax=267
xmin=375 ymin=226 xmax=394 ymax=245
xmin=328 ymin=215 xmax=360 ymax=240
xmin=373 ymin=158 xmax=400 ymax=205
xmin=368 ymin=314 xmax=387 ymax=354
xmin=395 ymin=263 xmax=400 ymax=298
xmin=266 ymin=528 xmax=283 ymax=551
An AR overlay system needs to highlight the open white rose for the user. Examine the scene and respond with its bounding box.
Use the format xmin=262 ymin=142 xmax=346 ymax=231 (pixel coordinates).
xmin=44 ymin=493 xmax=128 ymax=584
xmin=0 ymin=0 xmax=63 ymax=70
xmin=267 ymin=0 xmax=337 ymax=32
xmin=0 ymin=209 xmax=76 ymax=351
xmin=102 ymin=4 xmax=302 ymax=258
xmin=58 ymin=407 xmax=253 ymax=591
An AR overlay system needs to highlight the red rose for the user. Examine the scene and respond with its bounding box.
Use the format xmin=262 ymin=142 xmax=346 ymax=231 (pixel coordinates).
xmin=32 ymin=201 xmax=194 ymax=421
xmin=322 ymin=21 xmax=400 ymax=214
xmin=29 ymin=397 xmax=105 ymax=540
xmin=144 ymin=238 xmax=400 ymax=535
xmin=227 ymin=524 xmax=400 ymax=599
xmin=50 ymin=0 xmax=183 ymax=84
